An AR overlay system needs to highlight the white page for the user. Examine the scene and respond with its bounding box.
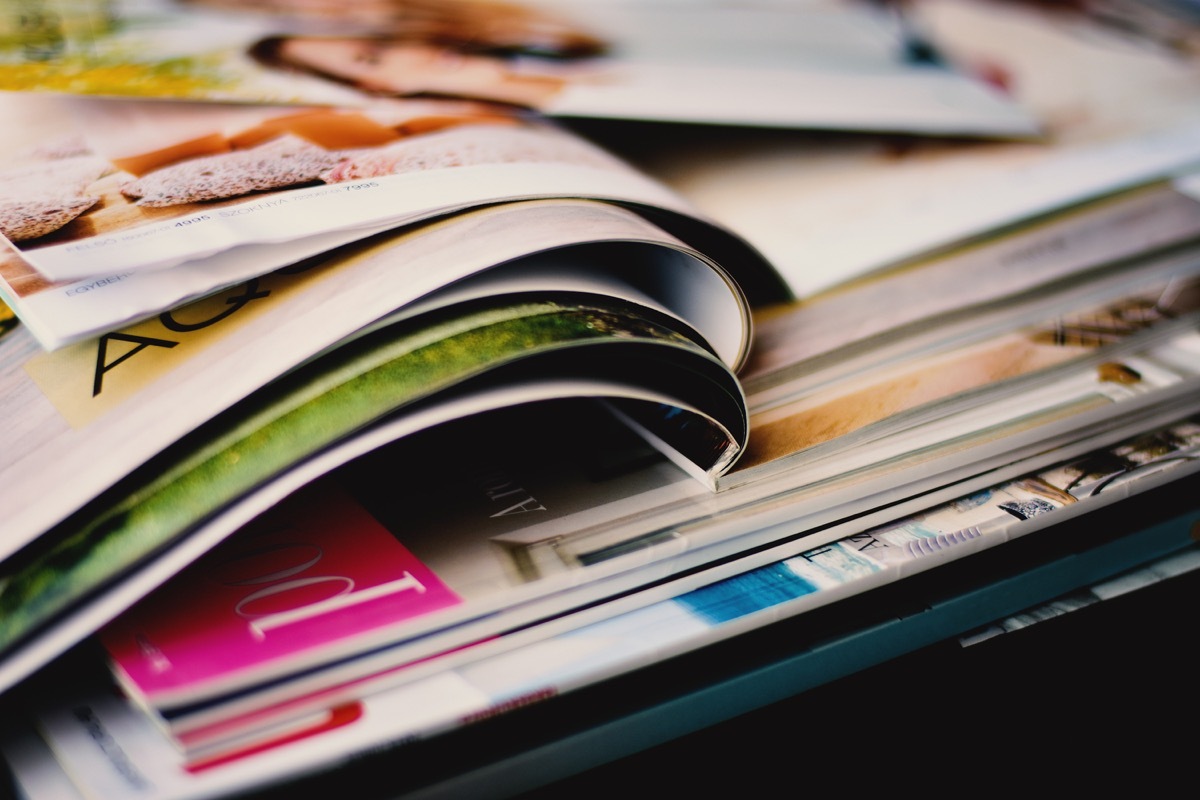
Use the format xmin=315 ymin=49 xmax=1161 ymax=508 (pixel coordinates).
xmin=0 ymin=93 xmax=780 ymax=349
xmin=0 ymin=199 xmax=749 ymax=562
xmin=618 ymin=0 xmax=1200 ymax=297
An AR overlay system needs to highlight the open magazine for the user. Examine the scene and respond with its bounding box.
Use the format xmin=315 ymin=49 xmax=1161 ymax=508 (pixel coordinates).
xmin=1 ymin=65 xmax=1200 ymax=707
xmin=0 ymin=186 xmax=776 ymax=693
xmin=0 ymin=0 xmax=1038 ymax=136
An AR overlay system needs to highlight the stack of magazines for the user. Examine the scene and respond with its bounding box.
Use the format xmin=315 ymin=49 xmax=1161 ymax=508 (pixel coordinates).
xmin=1 ymin=1 xmax=1199 ymax=797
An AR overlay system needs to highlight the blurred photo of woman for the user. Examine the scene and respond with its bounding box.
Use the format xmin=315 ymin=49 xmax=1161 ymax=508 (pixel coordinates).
xmin=183 ymin=0 xmax=607 ymax=108
xmin=184 ymin=0 xmax=606 ymax=58
xmin=248 ymin=34 xmax=576 ymax=108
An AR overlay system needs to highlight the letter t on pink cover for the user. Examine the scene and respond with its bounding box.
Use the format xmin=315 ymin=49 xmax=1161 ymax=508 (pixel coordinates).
xmin=100 ymin=478 xmax=463 ymax=708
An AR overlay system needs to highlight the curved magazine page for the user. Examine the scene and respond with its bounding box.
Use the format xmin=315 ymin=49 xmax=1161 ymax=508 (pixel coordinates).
xmin=0 ymin=199 xmax=751 ymax=562
xmin=5 ymin=215 xmax=1199 ymax=716
xmin=0 ymin=93 xmax=785 ymax=350
xmin=0 ymin=294 xmax=745 ymax=694
xmin=391 ymin=239 xmax=753 ymax=372
xmin=3 ymin=95 xmax=667 ymax=280
xmin=94 ymin=395 xmax=720 ymax=716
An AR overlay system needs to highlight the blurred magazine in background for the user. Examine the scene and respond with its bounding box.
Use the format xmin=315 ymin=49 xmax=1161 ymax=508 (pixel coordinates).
xmin=0 ymin=0 xmax=1038 ymax=134
xmin=586 ymin=0 xmax=1200 ymax=298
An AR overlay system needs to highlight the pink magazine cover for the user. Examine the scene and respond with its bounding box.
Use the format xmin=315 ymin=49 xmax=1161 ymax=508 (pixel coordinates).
xmin=99 ymin=477 xmax=463 ymax=708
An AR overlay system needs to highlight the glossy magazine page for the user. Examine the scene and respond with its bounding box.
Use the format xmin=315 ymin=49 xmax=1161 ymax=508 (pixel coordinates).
xmin=0 ymin=199 xmax=754 ymax=695
xmin=0 ymin=93 xmax=781 ymax=350
xmin=0 ymin=198 xmax=750 ymax=561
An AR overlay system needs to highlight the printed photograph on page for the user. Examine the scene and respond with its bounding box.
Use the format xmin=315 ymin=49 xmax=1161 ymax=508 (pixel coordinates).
xmin=1026 ymin=418 xmax=1200 ymax=502
xmin=0 ymin=0 xmax=1035 ymax=135
xmin=0 ymin=0 xmax=607 ymax=105
xmin=741 ymin=185 xmax=1200 ymax=391
xmin=733 ymin=273 xmax=1200 ymax=477
xmin=0 ymin=91 xmax=632 ymax=287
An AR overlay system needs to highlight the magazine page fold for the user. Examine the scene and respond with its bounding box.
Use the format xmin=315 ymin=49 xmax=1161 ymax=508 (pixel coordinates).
xmin=0 ymin=93 xmax=786 ymax=350
xmin=0 ymin=197 xmax=756 ymax=694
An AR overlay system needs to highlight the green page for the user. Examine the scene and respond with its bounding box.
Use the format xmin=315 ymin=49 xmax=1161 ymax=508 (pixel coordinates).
xmin=0 ymin=294 xmax=743 ymax=653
